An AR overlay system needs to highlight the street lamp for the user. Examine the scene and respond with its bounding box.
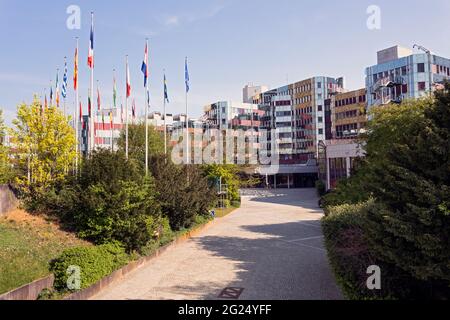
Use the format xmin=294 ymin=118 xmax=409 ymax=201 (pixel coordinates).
xmin=413 ymin=44 xmax=433 ymax=93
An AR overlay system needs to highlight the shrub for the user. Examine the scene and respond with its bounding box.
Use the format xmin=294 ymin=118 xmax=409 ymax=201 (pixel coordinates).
xmin=50 ymin=243 xmax=129 ymax=292
xmin=39 ymin=150 xmax=162 ymax=253
xmin=150 ymin=155 xmax=216 ymax=230
xmin=315 ymin=180 xmax=326 ymax=197
xmin=322 ymin=200 xmax=413 ymax=300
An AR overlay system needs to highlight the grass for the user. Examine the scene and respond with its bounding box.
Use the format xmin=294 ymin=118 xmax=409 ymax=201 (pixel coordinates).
xmin=213 ymin=206 xmax=238 ymax=218
xmin=0 ymin=211 xmax=90 ymax=295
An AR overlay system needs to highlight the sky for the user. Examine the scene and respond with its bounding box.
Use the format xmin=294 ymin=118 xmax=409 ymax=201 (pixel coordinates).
xmin=1 ymin=0 xmax=450 ymax=125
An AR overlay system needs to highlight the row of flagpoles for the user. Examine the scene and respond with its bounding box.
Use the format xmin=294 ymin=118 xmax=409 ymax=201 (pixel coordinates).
xmin=44 ymin=12 xmax=191 ymax=175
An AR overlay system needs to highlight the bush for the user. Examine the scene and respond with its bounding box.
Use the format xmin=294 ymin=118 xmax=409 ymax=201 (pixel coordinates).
xmin=315 ymin=180 xmax=326 ymax=197
xmin=150 ymin=155 xmax=216 ymax=231
xmin=39 ymin=150 xmax=162 ymax=253
xmin=50 ymin=243 xmax=129 ymax=292
xmin=322 ymin=200 xmax=414 ymax=300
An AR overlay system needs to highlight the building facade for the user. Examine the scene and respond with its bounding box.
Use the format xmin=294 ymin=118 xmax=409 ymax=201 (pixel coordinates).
xmin=366 ymin=45 xmax=450 ymax=110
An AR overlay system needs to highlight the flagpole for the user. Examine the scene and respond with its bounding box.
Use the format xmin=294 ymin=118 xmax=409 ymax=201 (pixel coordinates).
xmin=90 ymin=12 xmax=95 ymax=155
xmin=75 ymin=37 xmax=79 ymax=176
xmin=145 ymin=38 xmax=149 ymax=176
xmin=125 ymin=55 xmax=129 ymax=160
xmin=113 ymin=68 xmax=116 ymax=153
xmin=163 ymin=70 xmax=167 ymax=156
xmin=185 ymin=57 xmax=189 ymax=166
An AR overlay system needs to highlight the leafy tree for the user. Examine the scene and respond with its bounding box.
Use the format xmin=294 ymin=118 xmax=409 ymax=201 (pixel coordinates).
xmin=11 ymin=98 xmax=76 ymax=194
xmin=0 ymin=109 xmax=13 ymax=184
xmin=202 ymin=164 xmax=241 ymax=202
xmin=324 ymin=85 xmax=450 ymax=298
xmin=150 ymin=155 xmax=216 ymax=230
xmin=117 ymin=122 xmax=165 ymax=169
xmin=47 ymin=150 xmax=162 ymax=253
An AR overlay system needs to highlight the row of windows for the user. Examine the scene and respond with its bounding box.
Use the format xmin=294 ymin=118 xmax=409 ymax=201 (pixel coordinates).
xmin=293 ymin=96 xmax=312 ymax=105
xmin=336 ymin=110 xmax=359 ymax=120
xmin=274 ymin=100 xmax=291 ymax=106
xmin=335 ymin=95 xmax=366 ymax=107
xmin=435 ymin=64 xmax=450 ymax=76
xmin=336 ymin=123 xmax=358 ymax=137
xmin=292 ymin=83 xmax=312 ymax=94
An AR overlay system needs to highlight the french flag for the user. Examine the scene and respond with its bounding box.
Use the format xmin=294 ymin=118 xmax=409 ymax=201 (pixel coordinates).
xmin=126 ymin=58 xmax=131 ymax=98
xmin=87 ymin=14 xmax=94 ymax=69
xmin=141 ymin=42 xmax=148 ymax=88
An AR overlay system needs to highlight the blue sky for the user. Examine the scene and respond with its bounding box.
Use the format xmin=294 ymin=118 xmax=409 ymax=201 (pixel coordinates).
xmin=1 ymin=0 xmax=450 ymax=124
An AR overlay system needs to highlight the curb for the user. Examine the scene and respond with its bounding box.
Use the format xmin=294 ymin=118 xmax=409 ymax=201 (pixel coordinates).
xmin=65 ymin=219 xmax=216 ymax=300
xmin=0 ymin=275 xmax=55 ymax=301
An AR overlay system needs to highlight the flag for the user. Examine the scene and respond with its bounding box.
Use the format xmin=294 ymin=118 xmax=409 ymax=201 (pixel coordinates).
xmin=110 ymin=111 xmax=113 ymax=126
xmin=44 ymin=94 xmax=48 ymax=109
xmin=102 ymin=112 xmax=105 ymax=130
xmin=132 ymin=98 xmax=136 ymax=118
xmin=74 ymin=47 xmax=78 ymax=90
xmin=79 ymin=101 xmax=83 ymax=121
xmin=55 ymin=72 xmax=60 ymax=107
xmin=126 ymin=60 xmax=131 ymax=98
xmin=62 ymin=60 xmax=68 ymax=99
xmin=185 ymin=57 xmax=190 ymax=93
xmin=87 ymin=14 xmax=94 ymax=68
xmin=88 ymin=93 xmax=92 ymax=117
xmin=120 ymin=103 xmax=124 ymax=123
xmin=50 ymin=86 xmax=53 ymax=105
xmin=97 ymin=86 xmax=101 ymax=111
xmin=113 ymin=75 xmax=117 ymax=108
xmin=141 ymin=42 xmax=148 ymax=87
xmin=164 ymin=74 xmax=169 ymax=103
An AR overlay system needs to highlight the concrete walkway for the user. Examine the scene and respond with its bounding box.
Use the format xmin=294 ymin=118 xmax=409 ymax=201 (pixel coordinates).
xmin=92 ymin=189 xmax=343 ymax=300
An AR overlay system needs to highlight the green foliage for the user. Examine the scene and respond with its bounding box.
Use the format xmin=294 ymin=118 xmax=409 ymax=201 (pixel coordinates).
xmin=321 ymin=84 xmax=450 ymax=299
xmin=202 ymin=164 xmax=241 ymax=202
xmin=315 ymin=180 xmax=326 ymax=197
xmin=50 ymin=242 xmax=129 ymax=292
xmin=0 ymin=109 xmax=13 ymax=184
xmin=117 ymin=122 xmax=165 ymax=169
xmin=11 ymin=98 xmax=76 ymax=194
xmin=42 ymin=150 xmax=162 ymax=253
xmin=150 ymin=155 xmax=216 ymax=230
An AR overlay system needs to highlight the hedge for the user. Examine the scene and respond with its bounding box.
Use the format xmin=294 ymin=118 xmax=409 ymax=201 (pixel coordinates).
xmin=49 ymin=243 xmax=129 ymax=292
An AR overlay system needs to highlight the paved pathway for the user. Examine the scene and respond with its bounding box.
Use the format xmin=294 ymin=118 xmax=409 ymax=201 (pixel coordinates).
xmin=92 ymin=189 xmax=343 ymax=300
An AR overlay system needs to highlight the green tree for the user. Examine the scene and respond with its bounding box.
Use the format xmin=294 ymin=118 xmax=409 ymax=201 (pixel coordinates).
xmin=202 ymin=164 xmax=241 ymax=203
xmin=47 ymin=150 xmax=162 ymax=253
xmin=361 ymin=91 xmax=450 ymax=296
xmin=117 ymin=123 xmax=165 ymax=169
xmin=150 ymin=155 xmax=216 ymax=230
xmin=11 ymin=98 xmax=76 ymax=194
xmin=0 ymin=109 xmax=12 ymax=184
xmin=324 ymin=85 xmax=450 ymax=298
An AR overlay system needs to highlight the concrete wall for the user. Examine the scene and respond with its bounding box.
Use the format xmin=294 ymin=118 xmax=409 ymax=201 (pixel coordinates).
xmin=0 ymin=275 xmax=54 ymax=300
xmin=0 ymin=185 xmax=18 ymax=216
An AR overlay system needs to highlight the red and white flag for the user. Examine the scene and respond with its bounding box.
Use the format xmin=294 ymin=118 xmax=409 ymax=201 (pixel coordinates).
xmin=126 ymin=59 xmax=131 ymax=98
xmin=87 ymin=14 xmax=94 ymax=69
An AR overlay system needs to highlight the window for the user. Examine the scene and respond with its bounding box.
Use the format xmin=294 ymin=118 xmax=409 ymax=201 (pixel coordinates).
xmin=318 ymin=82 xmax=322 ymax=89
xmin=418 ymin=63 xmax=425 ymax=73
xmin=318 ymin=117 xmax=323 ymax=123
xmin=318 ymin=105 xmax=323 ymax=111
xmin=418 ymin=82 xmax=426 ymax=91
xmin=318 ymin=129 xmax=323 ymax=135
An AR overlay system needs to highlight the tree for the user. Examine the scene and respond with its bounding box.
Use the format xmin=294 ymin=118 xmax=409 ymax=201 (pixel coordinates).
xmin=0 ymin=108 xmax=12 ymax=184
xmin=361 ymin=89 xmax=450 ymax=296
xmin=117 ymin=122 xmax=165 ymax=169
xmin=47 ymin=150 xmax=162 ymax=253
xmin=325 ymin=85 xmax=450 ymax=298
xmin=11 ymin=98 xmax=76 ymax=194
xmin=150 ymin=155 xmax=216 ymax=230
xmin=202 ymin=164 xmax=241 ymax=203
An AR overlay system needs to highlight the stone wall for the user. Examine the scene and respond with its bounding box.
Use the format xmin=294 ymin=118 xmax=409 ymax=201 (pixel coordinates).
xmin=0 ymin=185 xmax=18 ymax=216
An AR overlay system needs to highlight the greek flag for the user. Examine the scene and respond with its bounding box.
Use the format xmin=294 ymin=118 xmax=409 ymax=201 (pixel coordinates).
xmin=185 ymin=57 xmax=190 ymax=93
xmin=164 ymin=74 xmax=169 ymax=103
xmin=62 ymin=60 xmax=68 ymax=99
